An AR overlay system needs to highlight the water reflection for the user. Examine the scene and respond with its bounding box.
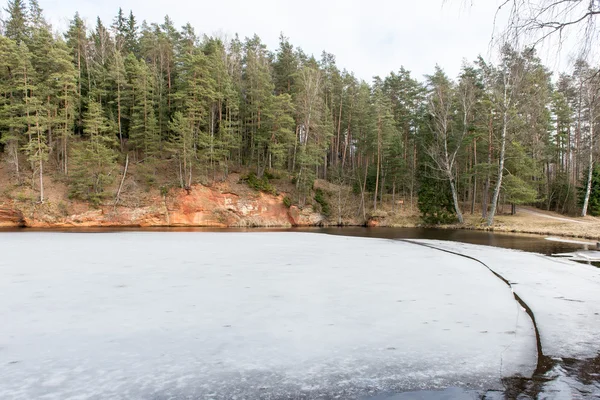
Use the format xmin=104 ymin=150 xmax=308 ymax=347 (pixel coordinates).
xmin=303 ymin=227 xmax=588 ymax=256
xmin=5 ymin=226 xmax=591 ymax=256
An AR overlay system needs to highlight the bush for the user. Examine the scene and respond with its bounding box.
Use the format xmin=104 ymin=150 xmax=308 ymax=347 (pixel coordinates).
xmin=160 ymin=185 xmax=169 ymax=197
xmin=314 ymin=188 xmax=331 ymax=216
xmin=264 ymin=169 xmax=284 ymax=180
xmin=282 ymin=196 xmax=292 ymax=208
xmin=241 ymin=172 xmax=276 ymax=195
xmin=417 ymin=170 xmax=456 ymax=224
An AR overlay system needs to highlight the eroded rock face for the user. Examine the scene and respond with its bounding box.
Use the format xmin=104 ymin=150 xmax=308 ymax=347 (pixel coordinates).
xmin=288 ymin=205 xmax=324 ymax=226
xmin=20 ymin=185 xmax=325 ymax=228
xmin=167 ymin=186 xmax=294 ymax=227
xmin=0 ymin=208 xmax=25 ymax=227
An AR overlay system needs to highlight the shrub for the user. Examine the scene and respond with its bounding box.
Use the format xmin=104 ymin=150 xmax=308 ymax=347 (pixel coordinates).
xmin=241 ymin=172 xmax=276 ymax=195
xmin=160 ymin=185 xmax=169 ymax=197
xmin=264 ymin=169 xmax=284 ymax=180
xmin=314 ymin=188 xmax=331 ymax=216
xmin=417 ymin=171 xmax=456 ymax=224
xmin=282 ymin=196 xmax=292 ymax=208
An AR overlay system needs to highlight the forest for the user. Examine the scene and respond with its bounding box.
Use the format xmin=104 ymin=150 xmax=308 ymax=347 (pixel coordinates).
xmin=1 ymin=0 xmax=599 ymax=226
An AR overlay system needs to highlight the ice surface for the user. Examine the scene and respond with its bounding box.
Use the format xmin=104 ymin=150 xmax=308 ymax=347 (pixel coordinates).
xmin=410 ymin=239 xmax=600 ymax=359
xmin=0 ymin=232 xmax=537 ymax=399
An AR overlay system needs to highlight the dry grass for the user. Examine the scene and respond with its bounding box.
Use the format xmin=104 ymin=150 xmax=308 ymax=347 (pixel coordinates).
xmin=429 ymin=207 xmax=600 ymax=240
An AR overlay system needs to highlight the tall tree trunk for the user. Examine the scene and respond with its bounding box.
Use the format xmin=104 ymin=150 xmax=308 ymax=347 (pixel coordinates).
xmin=334 ymin=92 xmax=344 ymax=166
xmin=482 ymin=112 xmax=493 ymax=219
xmin=117 ymin=81 xmax=123 ymax=151
xmin=487 ymin=85 xmax=509 ymax=226
xmin=471 ymin=138 xmax=477 ymax=214
xmin=37 ymin=124 xmax=44 ymax=203
xmin=115 ymin=153 xmax=129 ymax=206
xmin=373 ymin=116 xmax=381 ymax=210
xmin=449 ymin=176 xmax=464 ymax=223
xmin=64 ymin=86 xmax=69 ymax=175
xmin=582 ymin=118 xmax=594 ymax=216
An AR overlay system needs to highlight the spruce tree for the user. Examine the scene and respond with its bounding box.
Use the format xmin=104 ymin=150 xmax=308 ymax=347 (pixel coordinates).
xmin=69 ymin=100 xmax=118 ymax=203
xmin=4 ymin=0 xmax=27 ymax=44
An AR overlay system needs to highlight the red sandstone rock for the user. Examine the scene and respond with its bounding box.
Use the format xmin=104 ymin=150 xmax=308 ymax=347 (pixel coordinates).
xmin=0 ymin=208 xmax=25 ymax=227
xmin=22 ymin=184 xmax=326 ymax=228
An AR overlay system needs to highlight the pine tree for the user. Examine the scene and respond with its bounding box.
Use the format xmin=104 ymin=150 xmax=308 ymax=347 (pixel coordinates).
xmin=0 ymin=36 xmax=22 ymax=178
xmin=242 ymin=35 xmax=275 ymax=174
xmin=49 ymin=38 xmax=78 ymax=174
xmin=124 ymin=10 xmax=138 ymax=56
xmin=69 ymin=100 xmax=118 ymax=203
xmin=273 ymin=34 xmax=298 ymax=95
xmin=4 ymin=0 xmax=27 ymax=44
xmin=111 ymin=8 xmax=127 ymax=51
xmin=129 ymin=58 xmax=159 ymax=159
xmin=167 ymin=111 xmax=194 ymax=187
xmin=64 ymin=13 xmax=88 ymax=132
xmin=267 ymin=93 xmax=295 ymax=169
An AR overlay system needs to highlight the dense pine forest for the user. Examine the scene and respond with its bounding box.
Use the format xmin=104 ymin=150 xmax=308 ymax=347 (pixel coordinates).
xmin=1 ymin=0 xmax=600 ymax=225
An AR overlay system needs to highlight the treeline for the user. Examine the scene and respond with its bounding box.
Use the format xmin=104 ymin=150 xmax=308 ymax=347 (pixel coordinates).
xmin=0 ymin=0 xmax=599 ymax=223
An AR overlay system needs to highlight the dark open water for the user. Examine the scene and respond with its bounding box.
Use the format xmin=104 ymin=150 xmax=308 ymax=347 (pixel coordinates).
xmin=8 ymin=225 xmax=592 ymax=255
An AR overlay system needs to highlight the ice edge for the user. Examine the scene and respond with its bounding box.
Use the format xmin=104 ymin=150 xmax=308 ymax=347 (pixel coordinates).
xmin=399 ymin=239 xmax=552 ymax=377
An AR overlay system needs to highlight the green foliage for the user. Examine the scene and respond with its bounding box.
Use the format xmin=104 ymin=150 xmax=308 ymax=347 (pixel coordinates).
xmin=68 ymin=100 xmax=118 ymax=204
xmin=314 ymin=188 xmax=330 ymax=216
xmin=264 ymin=169 xmax=284 ymax=180
xmin=0 ymin=3 xmax=590 ymax=219
xmin=241 ymin=172 xmax=276 ymax=195
xmin=503 ymin=175 xmax=538 ymax=205
xmin=282 ymin=196 xmax=292 ymax=208
xmin=4 ymin=0 xmax=28 ymax=44
xmin=578 ymin=166 xmax=600 ymax=216
xmin=418 ymin=171 xmax=457 ymax=224
xmin=159 ymin=185 xmax=169 ymax=197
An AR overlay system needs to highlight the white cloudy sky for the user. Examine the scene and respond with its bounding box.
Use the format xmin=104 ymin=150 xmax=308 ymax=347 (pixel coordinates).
xmin=36 ymin=0 xmax=571 ymax=81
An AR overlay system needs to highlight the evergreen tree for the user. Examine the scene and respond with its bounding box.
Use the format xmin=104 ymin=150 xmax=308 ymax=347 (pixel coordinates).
xmin=129 ymin=58 xmax=159 ymax=159
xmin=0 ymin=36 xmax=21 ymax=177
xmin=578 ymin=166 xmax=600 ymax=216
xmin=273 ymin=34 xmax=297 ymax=95
xmin=64 ymin=13 xmax=88 ymax=132
xmin=3 ymin=0 xmax=27 ymax=44
xmin=69 ymin=100 xmax=118 ymax=203
xmin=125 ymin=10 xmax=138 ymax=56
xmin=48 ymin=38 xmax=78 ymax=174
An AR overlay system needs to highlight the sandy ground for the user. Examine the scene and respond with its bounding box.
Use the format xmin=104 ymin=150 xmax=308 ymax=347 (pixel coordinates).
xmin=380 ymin=206 xmax=600 ymax=241
xmin=463 ymin=206 xmax=600 ymax=240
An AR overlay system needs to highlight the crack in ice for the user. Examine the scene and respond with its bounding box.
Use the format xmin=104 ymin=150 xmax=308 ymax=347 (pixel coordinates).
xmin=399 ymin=239 xmax=552 ymax=377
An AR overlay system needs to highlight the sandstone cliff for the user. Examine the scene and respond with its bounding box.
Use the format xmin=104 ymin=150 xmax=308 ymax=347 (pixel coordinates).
xmin=0 ymin=183 xmax=328 ymax=228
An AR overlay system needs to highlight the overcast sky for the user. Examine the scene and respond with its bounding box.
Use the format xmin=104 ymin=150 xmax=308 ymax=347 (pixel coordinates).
xmin=36 ymin=0 xmax=554 ymax=82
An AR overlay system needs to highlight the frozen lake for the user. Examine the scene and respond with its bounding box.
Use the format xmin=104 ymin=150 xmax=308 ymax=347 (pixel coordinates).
xmin=0 ymin=232 xmax=598 ymax=399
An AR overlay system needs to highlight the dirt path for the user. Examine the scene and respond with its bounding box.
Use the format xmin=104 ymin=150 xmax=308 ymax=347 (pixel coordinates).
xmin=517 ymin=207 xmax=588 ymax=224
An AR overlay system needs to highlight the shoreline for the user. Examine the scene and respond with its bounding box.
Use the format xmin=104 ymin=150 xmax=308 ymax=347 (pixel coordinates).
xmin=2 ymin=220 xmax=599 ymax=243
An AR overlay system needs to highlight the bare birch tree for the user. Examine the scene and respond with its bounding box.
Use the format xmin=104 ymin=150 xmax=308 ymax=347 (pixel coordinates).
xmin=581 ymin=70 xmax=600 ymax=216
xmin=498 ymin=0 xmax=600 ymax=56
xmin=487 ymin=46 xmax=524 ymax=226
xmin=426 ymin=67 xmax=467 ymax=223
